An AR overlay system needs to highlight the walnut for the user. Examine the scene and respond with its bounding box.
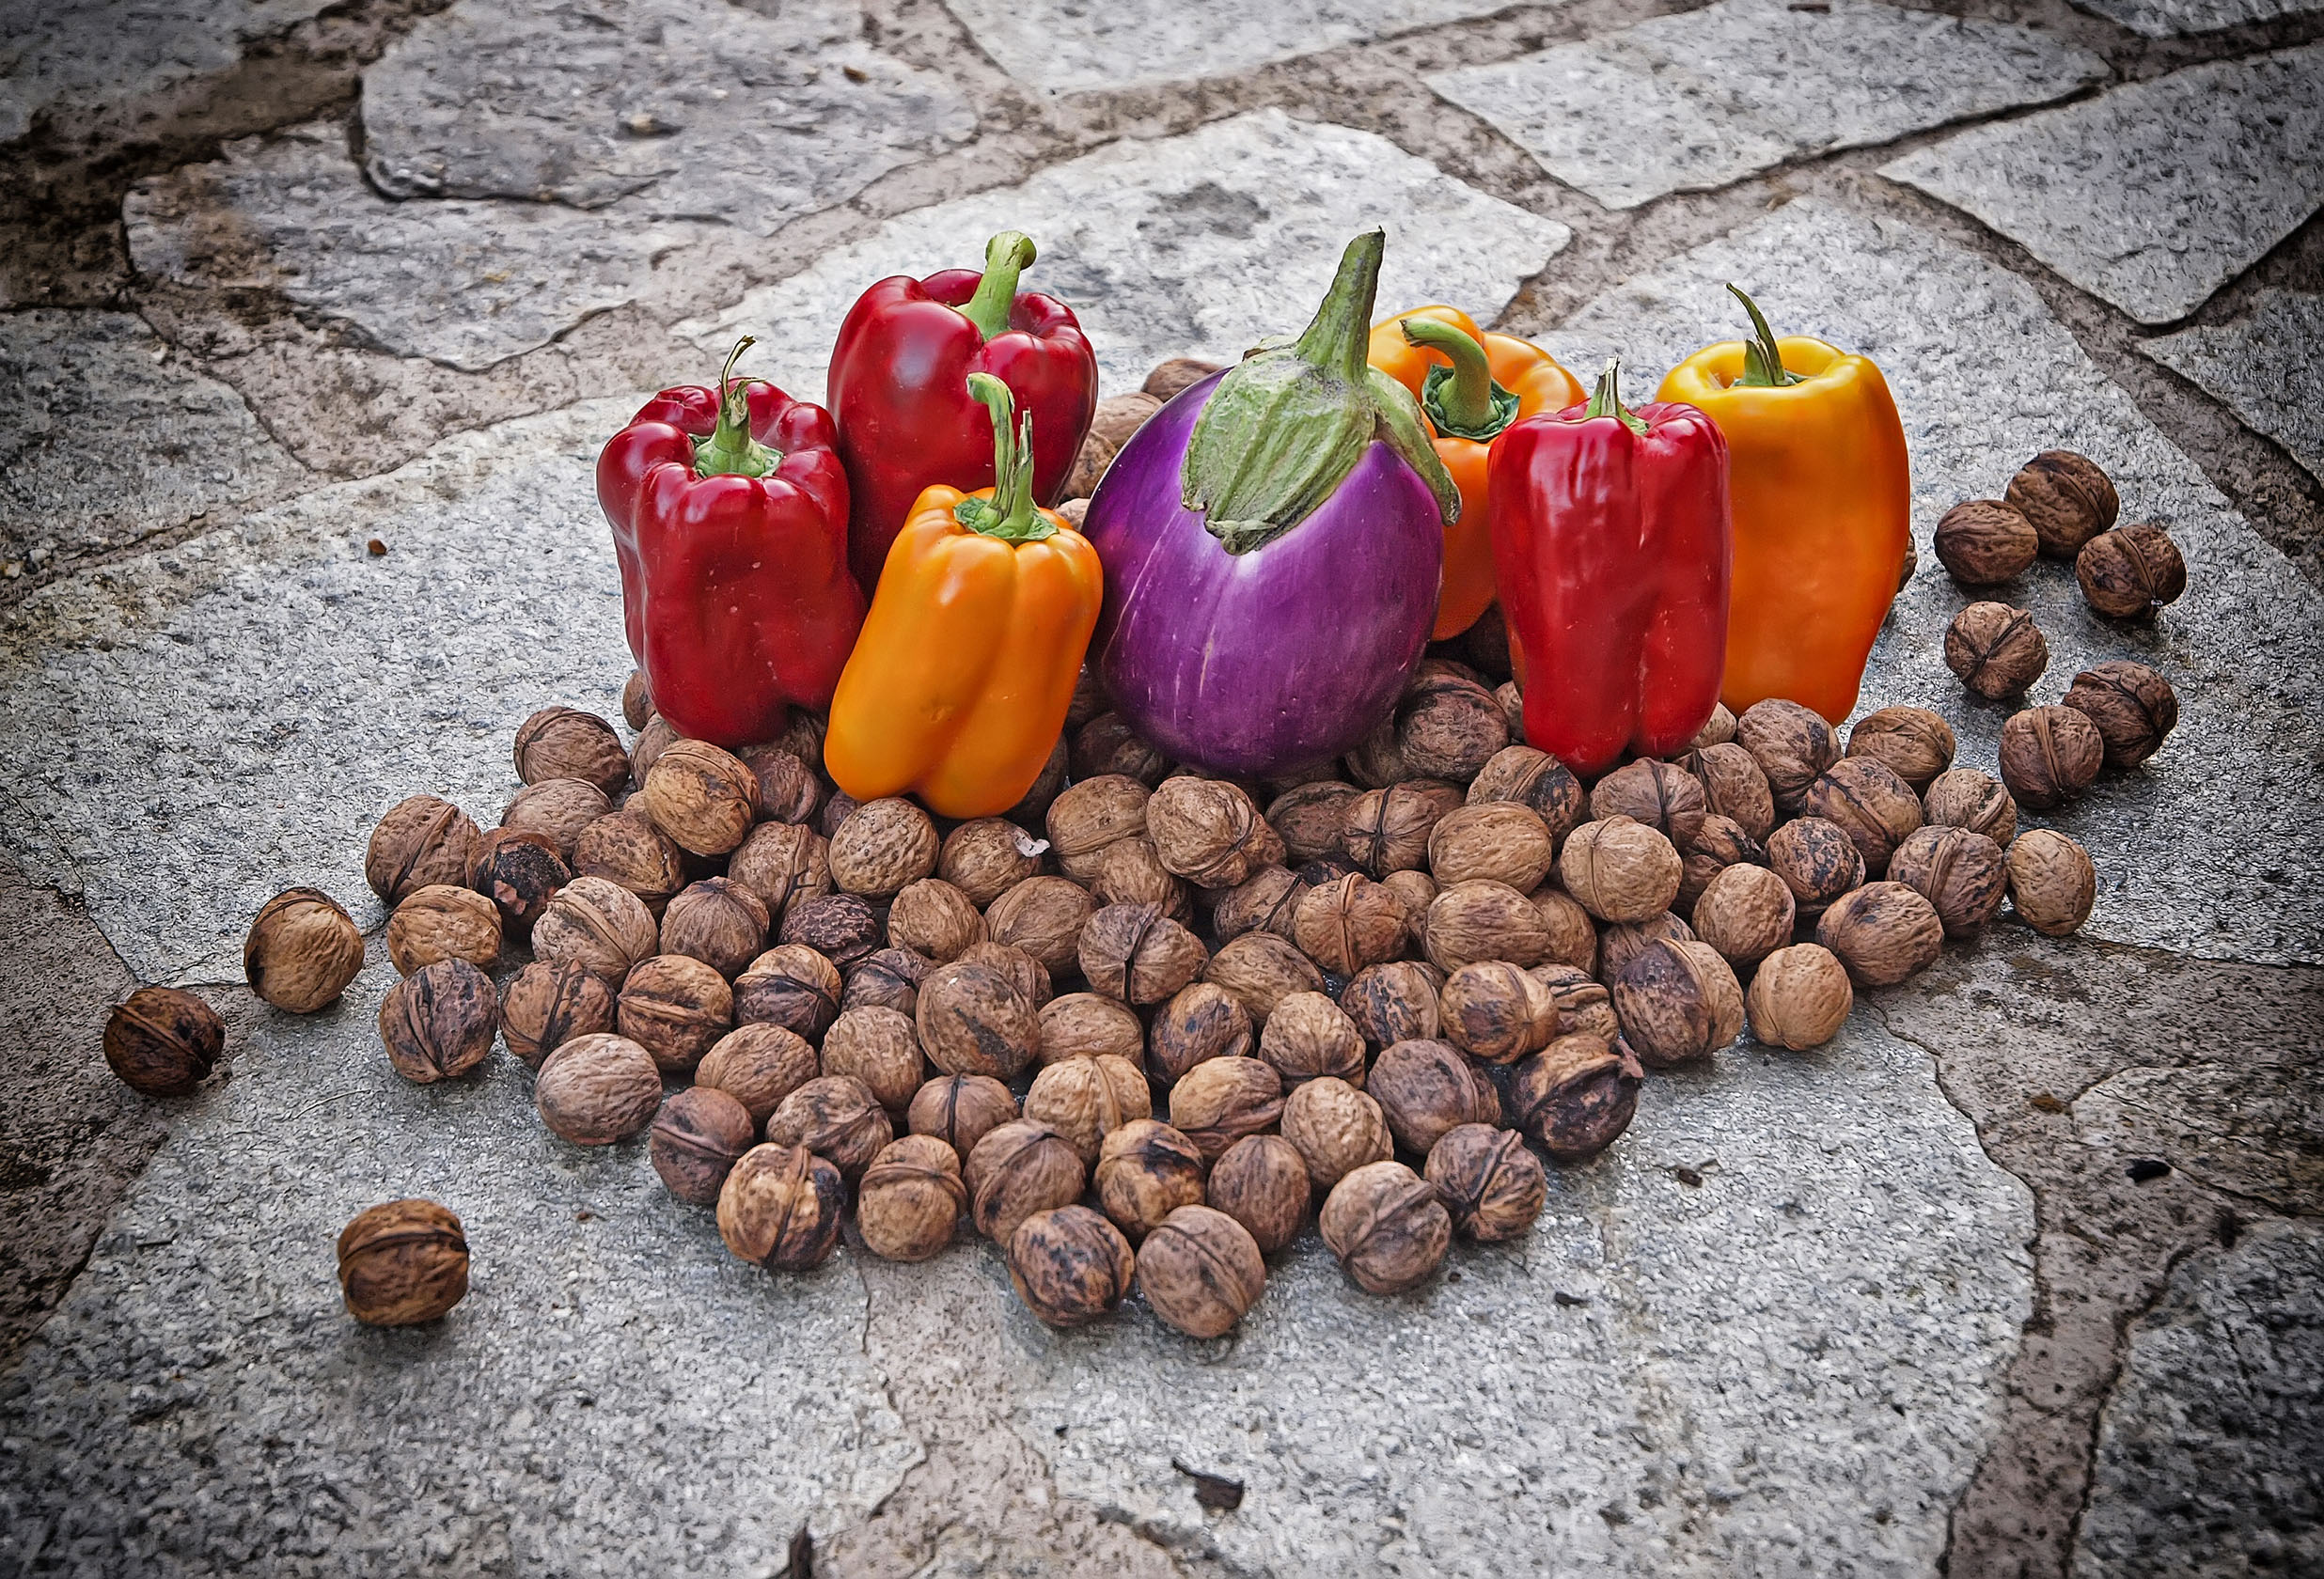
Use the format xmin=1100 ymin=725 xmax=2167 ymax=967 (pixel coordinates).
xmin=728 ymin=821 xmax=832 ymax=927
xmin=1423 ymin=801 xmax=1554 ymax=895
xmin=102 ymin=986 xmax=224 ymax=1097
xmin=1382 ymin=869 xmax=1438 ymax=949
xmin=734 ymin=744 xmax=824 ymax=825
xmin=500 ymin=777 xmax=610 ymax=862
xmin=1531 ymin=962 xmax=1619 ymax=1040
xmin=1597 ymin=910 xmax=1696 ymax=983
xmin=1046 ymin=774 xmax=1151 ymax=878
xmin=844 ymin=946 xmax=934 ymax=1017
xmin=1889 ymin=825 xmax=2007 ymax=938
xmin=1923 ymin=767 xmax=2019 ymax=848
xmin=1527 ymin=884 xmax=1600 ymax=975
xmin=1290 ymin=873 xmax=1406 ymax=976
xmin=1466 ymin=745 xmax=1586 ymax=844
xmin=1007 ymin=735 xmax=1072 ymax=827
xmin=1425 ymin=1123 xmax=1546 ymax=1242
xmin=1589 ymin=760 xmax=1707 ymax=851
xmin=1934 ymin=499 xmax=2038 ymax=586
xmin=778 ymin=893 xmax=883 ymax=968
xmin=2063 ymin=659 xmax=2179 ymax=768
xmin=1800 ymin=757 xmax=1924 ymax=879
xmin=1423 ymin=879 xmax=1552 ymax=973
xmin=531 ymin=874 xmax=658 ymax=985
xmin=1612 ymin=939 xmax=1743 ymax=1068
xmin=1735 ymin=699 xmax=1841 ymax=816
xmin=1815 ymin=882 xmax=1945 ymax=986
xmin=967 ymin=1119 xmax=1086 ymax=1242
xmin=1037 ymin=992 xmax=1143 ymax=1067
xmin=2007 ymin=829 xmax=2096 ymax=936
xmin=1145 ymin=356 xmax=1225 ymax=400
xmin=1024 ymin=1053 xmax=1151 ymax=1164
xmin=1320 ymin=1161 xmax=1452 ymax=1295
xmin=1744 ymin=943 xmax=1853 ymax=1049
xmin=1146 ymin=777 xmax=1283 ymax=887
xmin=619 ymin=953 xmax=732 ymax=1075
xmin=856 ymin=1135 xmax=968 ymax=1262
xmin=1557 ymin=817 xmax=1683 ymax=924
xmin=649 ymin=1086 xmax=757 ymax=1205
xmin=1510 ymin=1034 xmax=1641 ymax=1161
xmin=1167 ymin=1054 xmax=1288 ymax=1167
xmin=939 ymin=818 xmax=1046 ymax=907
xmin=767 ymin=1073 xmax=893 ymax=1180
xmin=1267 ymin=781 xmax=1359 ymax=864
xmin=1214 ymin=865 xmax=1304 ymax=944
xmin=366 ymin=794 xmax=482 ymax=905
xmin=1201 ymin=932 xmax=1326 ymax=1025
xmin=1095 ymin=1120 xmax=1209 ymax=1243
xmin=1690 ymin=864 xmax=1796 ymax=969
xmin=1382 ymin=669 xmax=1509 ymax=782
xmin=820 ymin=1007 xmax=927 ymax=1112
xmin=535 ymin=1033 xmax=662 ymax=1144
xmin=1495 ymin=680 xmax=1525 ymax=743
xmin=1072 ymin=711 xmax=1170 ymax=785
xmin=2077 ymin=523 xmax=2186 ymax=619
xmin=829 ymin=797 xmax=940 ymax=898
xmin=917 ymin=959 xmax=1040 ymax=1079
xmin=1845 ymin=706 xmax=1957 ymax=791
xmin=385 ymin=883 xmax=500 ymax=977
xmin=470 ymin=829 xmax=571 ymax=934
xmin=621 ymin=669 xmax=653 ymax=730
xmin=1279 ymin=1075 xmax=1392 ymax=1192
xmin=500 ymin=959 xmax=616 ymax=1070
xmin=1437 ymin=961 xmax=1556 ymax=1064
xmin=1146 ymin=982 xmax=1253 ymax=1085
xmin=1368 ymin=1040 xmax=1498 ymax=1154
xmin=697 ymin=1023 xmax=817 ymax=1127
xmin=1999 ymin=706 xmax=2104 ymax=810
xmin=628 ymin=713 xmax=679 ymax=786
xmin=1679 ymin=743 xmax=1776 ymax=841
xmin=1079 ymin=902 xmax=1207 ymax=1004
xmin=640 ymin=739 xmax=759 ymax=856
xmin=1765 ymin=817 xmax=1866 ymax=923
xmin=2007 ymin=449 xmax=2118 ymax=557
xmin=1341 ymin=961 xmax=1442 ymax=1051
xmin=983 ymin=875 xmax=1098 ymax=974
xmin=1675 ymin=815 xmax=1767 ymax=919
xmin=514 ymin=706 xmax=630 ymax=797
xmin=337 ymin=1199 xmax=469 ymax=1326
xmin=1945 ymin=602 xmax=2049 ymax=699
xmin=1066 ymin=663 xmax=1107 ymax=729
xmin=1008 ymin=1205 xmax=1135 ymax=1327
xmin=1206 ymin=1134 xmax=1309 ymax=1254
xmin=659 ymin=877 xmax=770 ymax=978
xmin=1342 ymin=780 xmax=1465 ymax=877
xmin=573 ymin=809 xmax=686 ymax=915
xmin=717 ymin=1144 xmax=847 ymax=1273
xmin=244 ymin=887 xmax=365 ymax=1012
xmin=735 ymin=943 xmax=841 ymax=1042
xmin=907 ymin=1072 xmax=1019 ymax=1165
xmin=884 ymin=878 xmax=984 ymax=964
xmin=1257 ymin=991 xmax=1365 ymax=1087
xmin=1064 ymin=389 xmax=1164 ymax=495
xmin=1137 ymin=1206 xmax=1267 ymax=1337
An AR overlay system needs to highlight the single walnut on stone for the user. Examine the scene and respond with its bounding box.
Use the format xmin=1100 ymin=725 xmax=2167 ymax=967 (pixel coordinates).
xmin=1815 ymin=882 xmax=1945 ymax=986
xmin=338 ymin=1199 xmax=468 ymax=1326
xmin=1509 ymin=1034 xmax=1641 ymax=1161
xmin=514 ymin=706 xmax=630 ymax=797
xmin=1320 ymin=1161 xmax=1451 ymax=1295
xmin=856 ymin=1135 xmax=968 ymax=1262
xmin=2063 ymin=659 xmax=2179 ymax=768
xmin=2008 ymin=450 xmax=2118 ymax=558
xmin=245 ymin=888 xmax=366 ymax=1013
xmin=1935 ymin=499 xmax=2039 ymax=586
xmin=379 ymin=960 xmax=499 ymax=1084
xmin=1426 ymin=1123 xmax=1547 ymax=1242
xmin=1138 ymin=1205 xmax=1267 ymax=1337
xmin=367 ymin=795 xmax=482 ymax=906
xmin=1009 ymin=1205 xmax=1135 ymax=1327
xmin=1945 ymin=602 xmax=2049 ymax=699
xmin=2007 ymin=829 xmax=2096 ymax=936
xmin=1999 ymin=706 xmax=2104 ymax=810
xmin=649 ymin=1086 xmax=757 ymax=1206
xmin=1745 ymin=943 xmax=1853 ymax=1049
xmin=2077 ymin=523 xmax=2187 ymax=619
xmin=1206 ymin=1134 xmax=1309 ymax=1254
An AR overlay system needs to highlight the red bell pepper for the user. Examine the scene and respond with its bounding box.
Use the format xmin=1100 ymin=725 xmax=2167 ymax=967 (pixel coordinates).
xmin=596 ymin=338 xmax=865 ymax=748
xmin=827 ymin=229 xmax=1098 ymax=592
xmin=1489 ymin=360 xmax=1731 ymax=778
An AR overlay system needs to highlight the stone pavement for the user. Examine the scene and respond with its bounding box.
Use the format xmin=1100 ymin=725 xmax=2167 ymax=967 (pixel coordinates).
xmin=1 ymin=2 xmax=2319 ymax=1576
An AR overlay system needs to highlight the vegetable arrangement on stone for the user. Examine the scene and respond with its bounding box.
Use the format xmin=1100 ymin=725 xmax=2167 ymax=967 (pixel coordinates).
xmin=105 ymin=227 xmax=2185 ymax=1340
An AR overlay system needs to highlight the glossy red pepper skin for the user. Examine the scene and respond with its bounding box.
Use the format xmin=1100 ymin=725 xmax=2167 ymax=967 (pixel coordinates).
xmin=1489 ymin=399 xmax=1731 ymax=778
xmin=596 ymin=380 xmax=864 ymax=748
xmin=827 ymin=269 xmax=1097 ymax=593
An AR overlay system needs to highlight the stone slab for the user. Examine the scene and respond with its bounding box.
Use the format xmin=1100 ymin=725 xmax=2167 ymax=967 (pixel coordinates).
xmin=2143 ymin=289 xmax=2324 ymax=486
xmin=360 ymin=0 xmax=974 ymax=233
xmin=2067 ymin=0 xmax=2324 ymax=37
xmin=0 ymin=0 xmax=329 ymax=145
xmin=2070 ymin=1217 xmax=2324 ymax=1577
xmin=1884 ymin=46 xmax=2324 ymax=325
xmin=1548 ymin=198 xmax=2324 ymax=965
xmin=679 ymin=109 xmax=1572 ymax=399
xmin=942 ymin=0 xmax=1515 ymax=94
xmin=1429 ymin=0 xmax=2105 ymax=211
xmin=0 ymin=309 xmax=307 ymax=576
xmin=2074 ymin=1060 xmax=2324 ymax=1212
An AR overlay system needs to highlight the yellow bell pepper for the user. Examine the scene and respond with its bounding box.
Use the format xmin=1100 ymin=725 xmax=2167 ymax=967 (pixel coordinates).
xmin=825 ymin=374 xmax=1103 ymax=819
xmin=1657 ymin=286 xmax=1909 ymax=724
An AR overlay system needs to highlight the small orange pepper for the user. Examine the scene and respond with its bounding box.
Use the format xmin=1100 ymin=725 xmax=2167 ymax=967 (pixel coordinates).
xmin=1369 ymin=305 xmax=1586 ymax=640
xmin=825 ymin=374 xmax=1103 ymax=819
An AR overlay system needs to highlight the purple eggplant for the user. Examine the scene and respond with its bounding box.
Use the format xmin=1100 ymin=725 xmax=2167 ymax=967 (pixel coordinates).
xmin=1084 ymin=231 xmax=1458 ymax=776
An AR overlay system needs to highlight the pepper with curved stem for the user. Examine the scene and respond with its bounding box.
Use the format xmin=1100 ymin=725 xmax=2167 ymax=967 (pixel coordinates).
xmin=1728 ymin=285 xmax=1808 ymax=389
xmin=1400 ymin=317 xmax=1520 ymax=442
xmin=954 ymin=372 xmax=1056 ymax=542
xmin=692 ymin=337 xmax=781 ymax=478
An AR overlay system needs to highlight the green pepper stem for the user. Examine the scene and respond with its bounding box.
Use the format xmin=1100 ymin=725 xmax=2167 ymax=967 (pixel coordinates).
xmin=955 ymin=373 xmax=1056 ymax=541
xmin=958 ymin=232 xmax=1038 ymax=343
xmin=1292 ymin=230 xmax=1384 ymax=383
xmin=693 ymin=336 xmax=780 ymax=478
xmin=1727 ymin=283 xmax=1805 ymax=388
xmin=1585 ymin=357 xmax=1649 ymax=437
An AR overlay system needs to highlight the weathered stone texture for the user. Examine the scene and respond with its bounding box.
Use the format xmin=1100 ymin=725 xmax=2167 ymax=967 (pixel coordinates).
xmin=2068 ymin=0 xmax=2324 ymax=37
xmin=0 ymin=0 xmax=331 ymax=145
xmin=2143 ymin=289 xmax=2324 ymax=487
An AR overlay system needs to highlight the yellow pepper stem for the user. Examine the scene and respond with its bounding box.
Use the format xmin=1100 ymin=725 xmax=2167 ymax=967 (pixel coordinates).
xmin=957 ymin=373 xmax=1056 ymax=542
xmin=1727 ymin=284 xmax=1807 ymax=389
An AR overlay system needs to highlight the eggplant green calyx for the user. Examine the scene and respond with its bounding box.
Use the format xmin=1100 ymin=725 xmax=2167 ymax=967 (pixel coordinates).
xmin=958 ymin=231 xmax=1038 ymax=344
xmin=1402 ymin=316 xmax=1519 ymax=442
xmin=1585 ymin=357 xmax=1650 ymax=438
xmin=1727 ymin=283 xmax=1806 ymax=388
xmin=693 ymin=336 xmax=783 ymax=478
xmin=1182 ymin=229 xmax=1461 ymax=555
xmin=955 ymin=372 xmax=1057 ymax=542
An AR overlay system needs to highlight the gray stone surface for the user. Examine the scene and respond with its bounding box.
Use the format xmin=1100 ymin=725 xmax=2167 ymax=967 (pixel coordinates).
xmin=0 ymin=0 xmax=329 ymax=145
xmin=2143 ymin=289 xmax=2324 ymax=486
xmin=681 ymin=109 xmax=1572 ymax=399
xmin=361 ymin=0 xmax=974 ymax=231
xmin=943 ymin=0 xmax=1515 ymax=93
xmin=0 ymin=309 xmax=307 ymax=578
xmin=1429 ymin=0 xmax=2105 ymax=211
xmin=2067 ymin=0 xmax=2324 ymax=38
xmin=1884 ymin=46 xmax=2324 ymax=325
xmin=1548 ymin=198 xmax=2324 ymax=964
xmin=2071 ymin=1217 xmax=2324 ymax=1578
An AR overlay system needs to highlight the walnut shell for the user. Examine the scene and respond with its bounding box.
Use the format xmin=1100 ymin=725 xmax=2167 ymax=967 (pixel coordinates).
xmin=1149 ymin=982 xmax=1255 ymax=1084
xmin=697 ymin=1023 xmax=817 ymax=1127
xmin=535 ymin=1033 xmax=662 ymax=1144
xmin=1290 ymin=873 xmax=1407 ymax=976
xmin=1765 ymin=817 xmax=1866 ymax=923
xmin=659 ymin=877 xmax=770 ymax=979
xmin=1999 ymin=706 xmax=2104 ymax=810
xmin=1079 ymin=902 xmax=1208 ymax=1004
xmin=1009 ymin=1205 xmax=1134 ymax=1327
xmin=887 ymin=878 xmax=987 ymax=963
xmin=469 ymin=829 xmax=571 ymax=934
xmin=728 ymin=821 xmax=833 ymax=928
xmin=573 ymin=809 xmax=686 ymax=915
xmin=385 ymin=883 xmax=501 ymax=977
xmin=1597 ymin=911 xmax=1696 ymax=984
xmin=967 ymin=1119 xmax=1087 ymax=1243
xmin=531 ymin=874 xmax=659 ymax=985
xmin=1024 ymin=1053 xmax=1151 ymax=1165
xmin=1889 ymin=825 xmax=2007 ymax=938
xmin=1343 ymin=780 xmax=1464 ymax=877
xmin=640 ymin=739 xmax=759 ymax=856
xmin=1390 ymin=668 xmax=1510 ymax=781
xmin=717 ymin=1144 xmax=846 ymax=1273
xmin=1215 ymin=865 xmax=1306 ymax=944
xmin=337 ymin=1199 xmax=468 ymax=1326
xmin=2063 ymin=659 xmax=2179 ymax=769
xmin=1046 ymin=774 xmax=1151 ymax=877
xmin=1437 ymin=961 xmax=1557 ymax=1064
xmin=2007 ymin=829 xmax=2096 ymax=936
xmin=1945 ymin=602 xmax=2049 ymax=699
xmin=1095 ymin=1119 xmax=1209 ymax=1243
xmin=1466 ymin=746 xmax=1586 ymax=845
xmin=1072 ymin=711 xmax=1170 ymax=785
xmin=629 ymin=713 xmax=679 ymax=786
xmin=984 ymin=875 xmax=1099 ymax=974
xmin=829 ymin=798 xmax=940 ymax=898
xmin=1319 ymin=1161 xmax=1451 ymax=1296
xmin=245 ymin=887 xmax=366 ymax=1012
xmin=1689 ymin=703 xmax=1737 ymax=748
xmin=377 ymin=959 xmax=497 ymax=1084
xmin=766 ymin=1073 xmax=892 ymax=1180
xmin=2077 ymin=523 xmax=2186 ymax=619
xmin=1557 ymin=817 xmax=1683 ymax=924
xmin=499 ymin=959 xmax=616 ymax=1070
xmin=856 ymin=1135 xmax=967 ymax=1262
xmin=618 ymin=953 xmax=732 ymax=1075
xmin=1257 ymin=991 xmax=1365 ymax=1087
xmin=820 ymin=1007 xmax=927 ymax=1112
xmin=1201 ymin=932 xmax=1326 ymax=1026
xmin=1381 ymin=868 xmax=1438 ymax=948
xmin=1611 ymin=939 xmax=1744 ymax=1068
xmin=1510 ymin=1034 xmax=1641 ymax=1161
xmin=1145 ymin=356 xmax=1225 ymax=400
xmin=1588 ymin=760 xmax=1707 ymax=852
xmin=1138 ymin=1205 xmax=1266 ymax=1337
xmin=843 ymin=946 xmax=934 ymax=1017
xmin=1527 ymin=885 xmax=1600 ymax=975
xmin=957 ymin=940 xmax=1052 ymax=1010
xmin=2008 ymin=449 xmax=2118 ymax=557
xmin=1735 ymin=699 xmax=1841 ymax=816
xmin=1340 ymin=961 xmax=1442 ymax=1051
xmin=735 ymin=944 xmax=841 ymax=1043
xmin=1280 ymin=1075 xmax=1393 ymax=1191
xmin=917 ymin=960 xmax=1041 ymax=1080
xmin=1038 ymin=992 xmax=1145 ymax=1066
xmin=514 ymin=706 xmax=630 ymax=797
xmin=1423 ymin=879 xmax=1552 ymax=973
xmin=621 ymin=669 xmax=652 ymax=730
xmin=1690 ymin=864 xmax=1797 ymax=969
xmin=366 ymin=794 xmax=483 ymax=906
xmin=1922 ymin=768 xmax=2018 ymax=847
xmin=1267 ymin=781 xmax=1360 ymax=864
xmin=1146 ymin=776 xmax=1283 ymax=889
xmin=1168 ymin=1056 xmax=1286 ymax=1163
xmin=1368 ymin=1040 xmax=1498 ymax=1154
xmin=1800 ymin=757 xmax=1925 ymax=879
xmin=939 ymin=818 xmax=1047 ymax=907
xmin=1424 ymin=801 xmax=1554 ymax=895
xmin=1206 ymin=1134 xmax=1309 ymax=1254
xmin=501 ymin=777 xmax=611 ymax=862
xmin=1425 ymin=1123 xmax=1546 ymax=1242
xmin=1745 ymin=943 xmax=1853 ymax=1049
xmin=1062 ymin=391 xmax=1164 ymax=498
xmin=778 ymin=893 xmax=883 ymax=968
xmin=734 ymin=743 xmax=824 ymax=825
xmin=649 ymin=1086 xmax=756 ymax=1205
xmin=1679 ymin=743 xmax=1776 ymax=841
xmin=1934 ymin=499 xmax=2038 ymax=586
xmin=1675 ymin=815 xmax=1767 ymax=919
xmin=907 ymin=1071 xmax=1021 ymax=1169
xmin=1531 ymin=962 xmax=1619 ymax=1041
xmin=1815 ymin=882 xmax=1944 ymax=986
xmin=1845 ymin=707 xmax=1957 ymax=791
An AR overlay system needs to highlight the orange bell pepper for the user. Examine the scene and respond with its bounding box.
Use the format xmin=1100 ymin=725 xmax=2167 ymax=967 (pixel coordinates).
xmin=1368 ymin=305 xmax=1585 ymax=640
xmin=825 ymin=374 xmax=1103 ymax=819
xmin=1657 ymin=287 xmax=1909 ymax=724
